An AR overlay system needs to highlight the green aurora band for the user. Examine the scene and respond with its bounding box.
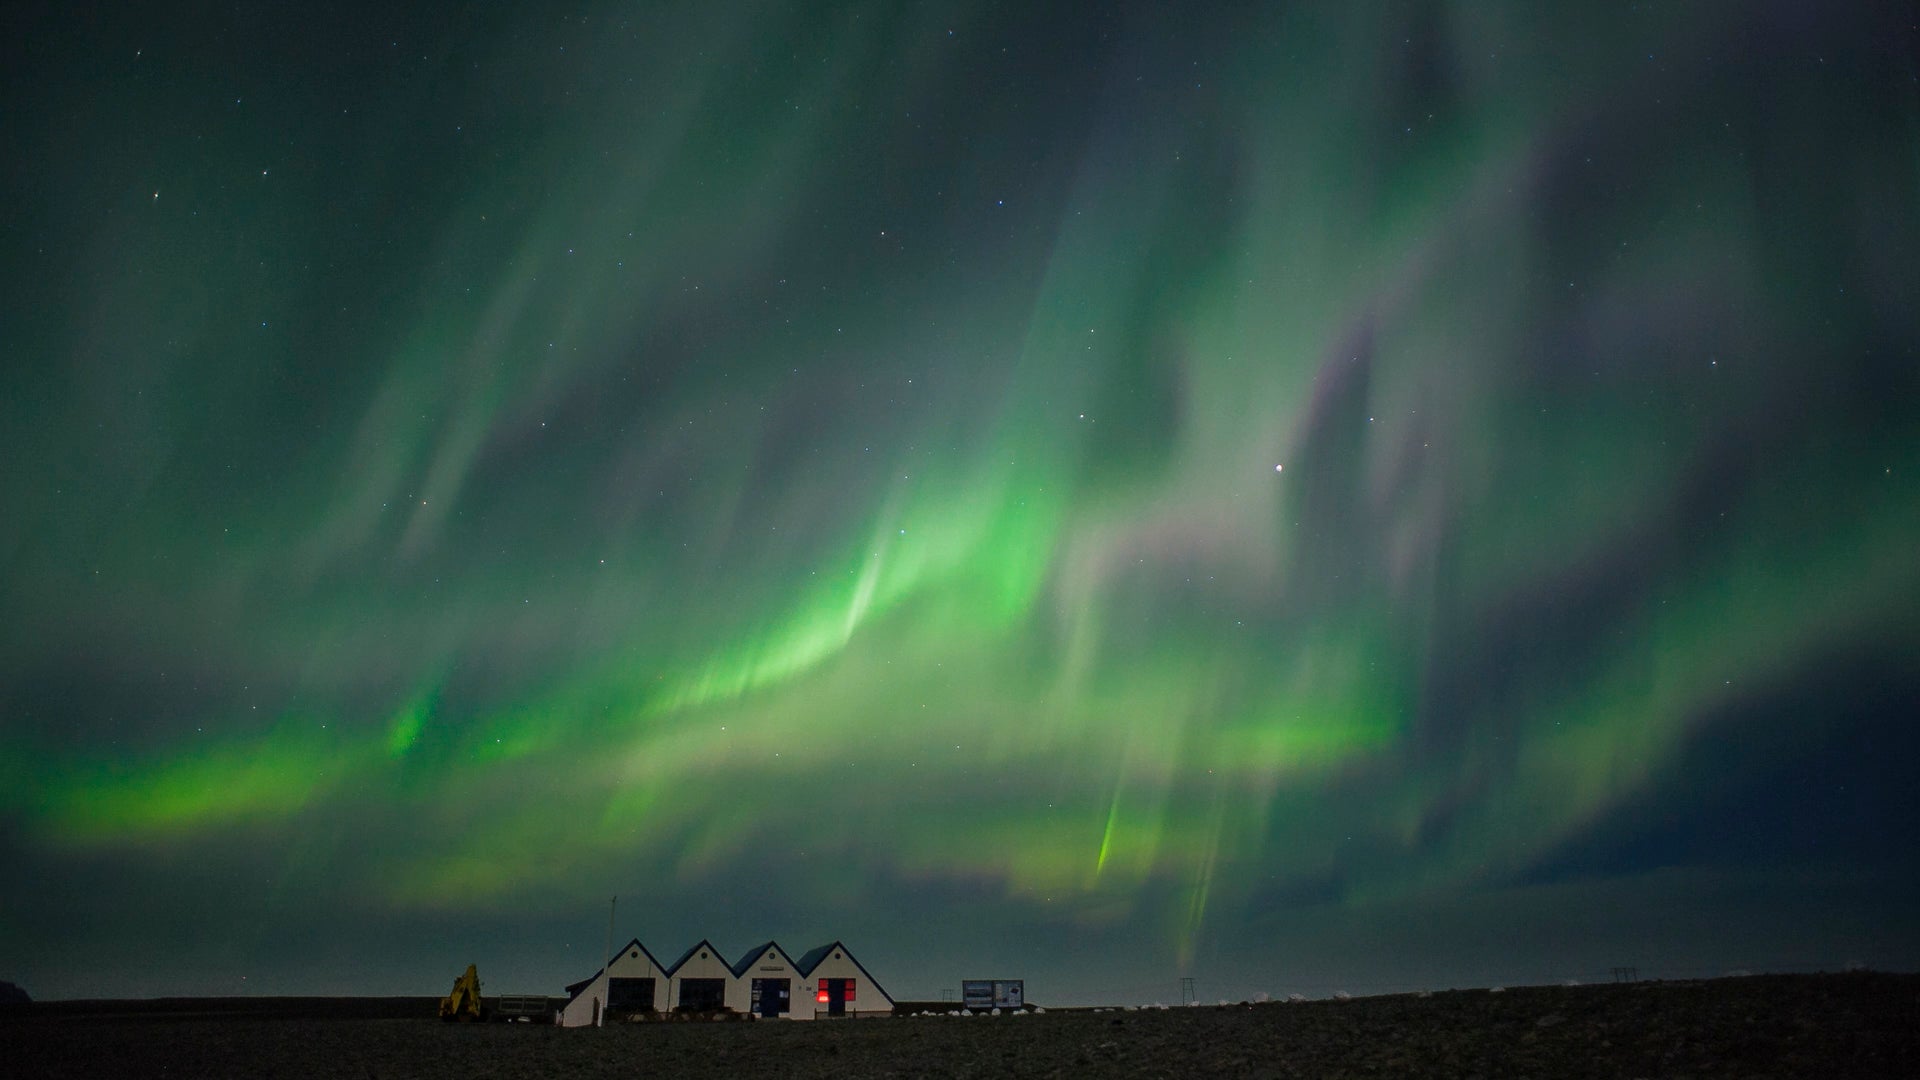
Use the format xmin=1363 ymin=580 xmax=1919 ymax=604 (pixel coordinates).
xmin=2 ymin=2 xmax=1916 ymax=997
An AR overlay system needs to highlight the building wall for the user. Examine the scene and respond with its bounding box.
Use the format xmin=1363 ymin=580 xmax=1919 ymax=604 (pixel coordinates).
xmin=802 ymin=947 xmax=895 ymax=1019
xmin=666 ymin=943 xmax=733 ymax=1011
xmin=558 ymin=945 xmax=666 ymax=1027
xmin=726 ymin=947 xmax=802 ymax=1018
xmin=560 ymin=939 xmax=894 ymax=1025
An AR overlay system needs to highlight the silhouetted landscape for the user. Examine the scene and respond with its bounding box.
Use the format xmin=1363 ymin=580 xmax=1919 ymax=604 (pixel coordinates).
xmin=4 ymin=972 xmax=1913 ymax=1078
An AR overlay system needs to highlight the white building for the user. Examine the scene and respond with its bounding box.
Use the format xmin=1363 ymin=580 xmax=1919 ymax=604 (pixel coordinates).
xmin=557 ymin=935 xmax=894 ymax=1024
xmin=726 ymin=941 xmax=803 ymax=1018
xmin=558 ymin=938 xmax=668 ymax=1026
xmin=662 ymin=938 xmax=732 ymax=1012
xmin=793 ymin=940 xmax=895 ymax=1019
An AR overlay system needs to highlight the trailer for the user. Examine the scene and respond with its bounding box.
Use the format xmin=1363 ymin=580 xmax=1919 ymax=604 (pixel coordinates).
xmin=961 ymin=979 xmax=1024 ymax=1010
xmin=491 ymin=995 xmax=560 ymax=1023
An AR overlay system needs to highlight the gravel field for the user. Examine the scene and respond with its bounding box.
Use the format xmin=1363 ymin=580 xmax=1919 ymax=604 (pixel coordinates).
xmin=4 ymin=972 xmax=1914 ymax=1079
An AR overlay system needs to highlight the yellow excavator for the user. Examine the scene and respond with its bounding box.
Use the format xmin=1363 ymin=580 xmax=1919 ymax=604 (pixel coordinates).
xmin=440 ymin=964 xmax=484 ymax=1021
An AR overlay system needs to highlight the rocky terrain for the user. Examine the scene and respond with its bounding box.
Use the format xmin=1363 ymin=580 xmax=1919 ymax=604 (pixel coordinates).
xmin=3 ymin=972 xmax=1913 ymax=1078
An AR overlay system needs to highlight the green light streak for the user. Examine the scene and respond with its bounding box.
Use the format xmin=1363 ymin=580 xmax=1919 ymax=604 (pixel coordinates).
xmin=32 ymin=723 xmax=382 ymax=843
xmin=658 ymin=461 xmax=1060 ymax=713
xmin=387 ymin=695 xmax=430 ymax=758
xmin=1096 ymin=790 xmax=1122 ymax=876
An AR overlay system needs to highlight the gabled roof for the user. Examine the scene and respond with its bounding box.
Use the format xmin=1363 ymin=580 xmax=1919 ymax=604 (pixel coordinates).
xmin=793 ymin=940 xmax=894 ymax=1004
xmin=729 ymin=940 xmax=801 ymax=978
xmin=793 ymin=942 xmax=837 ymax=975
xmin=561 ymin=937 xmax=667 ymax=1005
xmin=664 ymin=938 xmax=726 ymax=976
xmin=610 ymin=937 xmax=669 ymax=973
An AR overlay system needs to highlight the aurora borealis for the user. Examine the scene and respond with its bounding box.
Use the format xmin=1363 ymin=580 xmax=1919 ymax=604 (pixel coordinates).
xmin=2 ymin=1 xmax=1917 ymax=1003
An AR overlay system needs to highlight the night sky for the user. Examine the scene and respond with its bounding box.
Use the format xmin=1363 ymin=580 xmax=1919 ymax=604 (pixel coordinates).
xmin=3 ymin=2 xmax=1917 ymax=1004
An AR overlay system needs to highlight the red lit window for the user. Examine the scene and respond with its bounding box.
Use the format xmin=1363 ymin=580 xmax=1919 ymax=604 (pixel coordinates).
xmin=816 ymin=977 xmax=855 ymax=1002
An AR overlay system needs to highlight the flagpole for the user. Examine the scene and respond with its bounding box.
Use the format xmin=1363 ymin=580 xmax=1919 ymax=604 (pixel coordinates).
xmin=601 ymin=894 xmax=616 ymax=1027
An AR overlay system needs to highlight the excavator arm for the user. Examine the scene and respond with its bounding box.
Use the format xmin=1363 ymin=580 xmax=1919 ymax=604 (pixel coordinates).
xmin=439 ymin=964 xmax=484 ymax=1021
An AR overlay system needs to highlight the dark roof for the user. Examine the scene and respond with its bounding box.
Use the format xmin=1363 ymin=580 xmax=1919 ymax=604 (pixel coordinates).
xmin=560 ymin=938 xmax=668 ymax=1007
xmin=611 ymin=938 xmax=668 ymax=975
xmin=729 ymin=941 xmax=800 ymax=978
xmin=793 ymin=941 xmax=894 ymax=1005
xmin=664 ymin=938 xmax=724 ymax=976
xmin=793 ymin=943 xmax=836 ymax=974
xmin=562 ymin=972 xmax=602 ymax=1009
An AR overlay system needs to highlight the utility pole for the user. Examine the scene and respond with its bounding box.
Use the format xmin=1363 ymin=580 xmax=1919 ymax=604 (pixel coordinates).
xmin=601 ymin=895 xmax=617 ymax=1027
xmin=1180 ymin=977 xmax=1195 ymax=1006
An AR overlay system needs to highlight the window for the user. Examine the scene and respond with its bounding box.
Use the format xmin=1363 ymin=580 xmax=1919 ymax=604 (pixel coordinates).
xmin=678 ymin=978 xmax=726 ymax=1011
xmin=608 ymin=977 xmax=654 ymax=1012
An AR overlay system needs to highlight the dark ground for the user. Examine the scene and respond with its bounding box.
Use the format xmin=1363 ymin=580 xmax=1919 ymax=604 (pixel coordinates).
xmin=2 ymin=973 xmax=1914 ymax=1078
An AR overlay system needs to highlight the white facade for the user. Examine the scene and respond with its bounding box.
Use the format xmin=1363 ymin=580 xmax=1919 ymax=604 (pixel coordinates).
xmin=727 ymin=942 xmax=803 ymax=1018
xmin=664 ymin=939 xmax=733 ymax=1012
xmin=795 ymin=941 xmax=895 ymax=1020
xmin=559 ymin=936 xmax=894 ymax=1024
xmin=558 ymin=939 xmax=667 ymax=1027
